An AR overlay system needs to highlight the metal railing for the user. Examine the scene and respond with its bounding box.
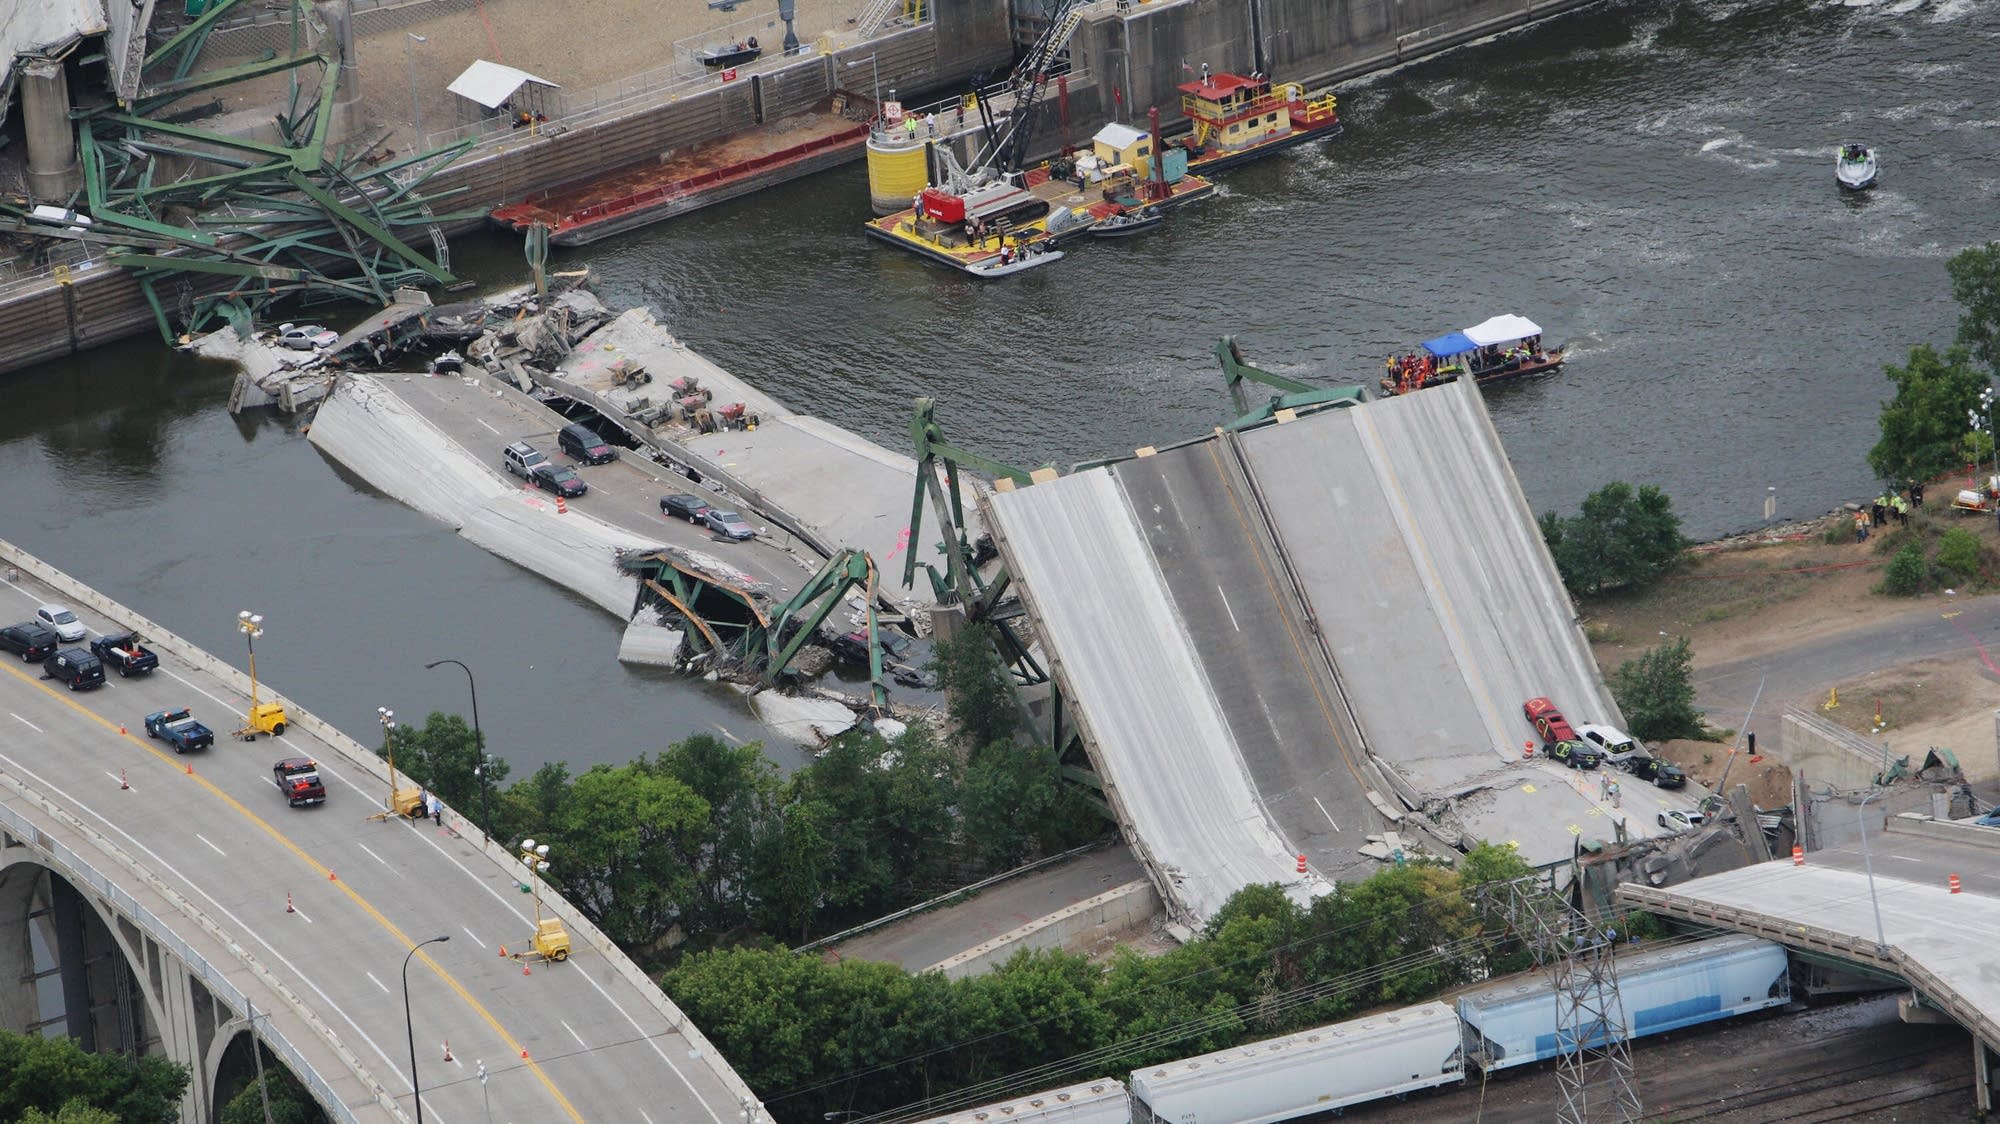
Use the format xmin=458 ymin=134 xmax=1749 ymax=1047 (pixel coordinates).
xmin=0 ymin=793 xmax=367 ymax=1123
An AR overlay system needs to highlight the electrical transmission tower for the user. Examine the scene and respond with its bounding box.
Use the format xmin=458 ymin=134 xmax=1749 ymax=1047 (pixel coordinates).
xmin=1485 ymin=872 xmax=1642 ymax=1123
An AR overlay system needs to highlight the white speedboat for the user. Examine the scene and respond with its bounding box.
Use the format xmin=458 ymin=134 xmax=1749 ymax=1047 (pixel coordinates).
xmin=1836 ymin=142 xmax=1877 ymax=191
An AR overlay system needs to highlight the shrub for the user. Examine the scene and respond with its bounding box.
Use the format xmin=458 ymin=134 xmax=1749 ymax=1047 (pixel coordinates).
xmin=1609 ymin=637 xmax=1708 ymax=742
xmin=1881 ymin=542 xmax=1927 ymax=595
xmin=1936 ymin=526 xmax=1984 ymax=577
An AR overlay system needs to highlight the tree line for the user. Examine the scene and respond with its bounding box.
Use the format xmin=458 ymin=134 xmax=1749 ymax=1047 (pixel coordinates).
xmin=384 ymin=624 xmax=1103 ymax=953
xmin=665 ymin=845 xmax=1537 ymax=1123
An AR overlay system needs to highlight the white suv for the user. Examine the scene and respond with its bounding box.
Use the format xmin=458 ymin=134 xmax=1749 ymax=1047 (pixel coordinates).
xmin=502 ymin=441 xmax=548 ymax=479
xmin=1576 ymin=723 xmax=1641 ymax=765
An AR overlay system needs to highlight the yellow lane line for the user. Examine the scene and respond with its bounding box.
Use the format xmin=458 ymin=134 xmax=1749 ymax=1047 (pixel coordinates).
xmin=0 ymin=658 xmax=585 ymax=1123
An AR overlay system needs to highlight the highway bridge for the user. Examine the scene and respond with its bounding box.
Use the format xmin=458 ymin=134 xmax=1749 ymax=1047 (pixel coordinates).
xmin=1620 ymin=816 xmax=2000 ymax=1113
xmin=0 ymin=540 xmax=756 ymax=1122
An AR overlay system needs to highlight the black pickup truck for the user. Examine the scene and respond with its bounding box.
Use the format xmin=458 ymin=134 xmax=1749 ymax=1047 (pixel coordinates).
xmin=90 ymin=632 xmax=160 ymax=677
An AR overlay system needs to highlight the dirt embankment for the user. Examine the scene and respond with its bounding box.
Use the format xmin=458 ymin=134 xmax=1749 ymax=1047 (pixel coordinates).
xmin=1579 ymin=499 xmax=2000 ymax=792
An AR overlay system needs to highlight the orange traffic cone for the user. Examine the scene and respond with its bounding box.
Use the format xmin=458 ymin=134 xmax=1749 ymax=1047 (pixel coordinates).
xmin=520 ymin=1048 xmax=530 ymax=1060
xmin=522 ymin=962 xmax=532 ymax=976
xmin=498 ymin=944 xmax=509 ymax=958
xmin=119 ymin=724 xmax=127 ymax=735
xmin=443 ymin=1038 xmax=454 ymax=1062
xmin=120 ymin=769 xmax=129 ymax=790
xmin=185 ymin=762 xmax=194 ymax=775
xmin=328 ymin=869 xmax=338 ymax=881
xmin=286 ymin=891 xmax=295 ymax=913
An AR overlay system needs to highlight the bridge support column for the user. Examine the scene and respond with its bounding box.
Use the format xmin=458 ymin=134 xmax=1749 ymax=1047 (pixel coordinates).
xmin=150 ymin=944 xmax=221 ymax=1123
xmin=49 ymin=877 xmax=95 ymax=1049
xmin=22 ymin=60 xmax=83 ymax=203
xmin=1977 ymin=1035 xmax=1998 ymax=1114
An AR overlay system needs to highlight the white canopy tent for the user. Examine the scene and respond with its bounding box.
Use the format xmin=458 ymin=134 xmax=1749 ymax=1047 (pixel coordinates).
xmin=1461 ymin=314 xmax=1543 ymax=346
xmin=446 ymin=60 xmax=561 ymax=129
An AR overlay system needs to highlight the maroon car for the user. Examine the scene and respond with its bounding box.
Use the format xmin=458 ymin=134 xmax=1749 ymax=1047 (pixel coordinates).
xmin=273 ymin=757 xmax=327 ymax=807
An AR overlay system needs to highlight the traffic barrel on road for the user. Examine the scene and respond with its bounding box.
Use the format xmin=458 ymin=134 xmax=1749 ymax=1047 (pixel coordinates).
xmin=1791 ymin=846 xmax=1804 ymax=867
xmin=1295 ymin=853 xmax=1307 ymax=874
xmin=1949 ymin=873 xmax=1962 ymax=894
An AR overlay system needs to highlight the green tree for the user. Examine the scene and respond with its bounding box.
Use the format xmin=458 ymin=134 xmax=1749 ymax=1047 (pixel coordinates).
xmin=657 ymin=734 xmax=782 ymax=938
xmin=219 ymin=1071 xmax=321 ymax=1124
xmin=1868 ymin=343 xmax=1987 ymax=484
xmin=1882 ymin=541 xmax=1928 ymax=596
xmin=382 ymin=711 xmax=511 ymax=818
xmin=0 ymin=1030 xmax=188 ymax=1124
xmin=20 ymin=1106 xmax=120 ymax=1124
xmin=932 ymin=623 xmax=1024 ymax=750
xmin=552 ymin=759 xmax=710 ymax=950
xmin=960 ymin=742 xmax=1100 ymax=869
xmin=755 ymin=798 xmax=837 ymax=942
xmin=1936 ymin=526 xmax=1984 ymax=578
xmin=1609 ymin=636 xmax=1707 ymax=742
xmin=1947 ymin=240 xmax=2000 ymax=378
xmin=1542 ymin=482 xmax=1685 ymax=595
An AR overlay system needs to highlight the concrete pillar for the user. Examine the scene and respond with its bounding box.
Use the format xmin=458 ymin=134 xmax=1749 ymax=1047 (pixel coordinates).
xmin=50 ymin=877 xmax=94 ymax=1050
xmin=1976 ymin=1035 xmax=1996 ymax=1114
xmin=314 ymin=0 xmax=361 ymax=106
xmin=21 ymin=60 xmax=83 ymax=203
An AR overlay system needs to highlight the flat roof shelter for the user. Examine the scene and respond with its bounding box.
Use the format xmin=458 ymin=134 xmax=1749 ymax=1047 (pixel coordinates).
xmin=447 ymin=59 xmax=561 ymax=128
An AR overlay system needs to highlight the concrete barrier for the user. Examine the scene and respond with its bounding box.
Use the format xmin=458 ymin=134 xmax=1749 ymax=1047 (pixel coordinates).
xmin=0 ymin=537 xmax=764 ymax=1116
xmin=928 ymin=879 xmax=1161 ymax=980
xmin=1886 ymin=812 xmax=2000 ymax=851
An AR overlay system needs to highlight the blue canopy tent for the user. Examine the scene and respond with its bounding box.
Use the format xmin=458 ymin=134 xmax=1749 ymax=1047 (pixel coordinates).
xmin=1420 ymin=331 xmax=1477 ymax=358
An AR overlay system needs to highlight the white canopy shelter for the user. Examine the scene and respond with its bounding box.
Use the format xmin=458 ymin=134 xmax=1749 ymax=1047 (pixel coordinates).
xmin=446 ymin=60 xmax=560 ymax=110
xmin=1462 ymin=314 xmax=1543 ymax=346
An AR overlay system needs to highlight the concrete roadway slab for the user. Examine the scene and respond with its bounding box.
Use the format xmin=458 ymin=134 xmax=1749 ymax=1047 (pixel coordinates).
xmin=1110 ymin=443 xmax=1383 ymax=883
xmin=0 ymin=566 xmax=752 ymax=1124
xmin=986 ymin=470 xmax=1329 ymax=923
xmin=348 ymin=371 xmax=819 ymax=599
xmin=831 ymin=846 xmax=1147 ymax=972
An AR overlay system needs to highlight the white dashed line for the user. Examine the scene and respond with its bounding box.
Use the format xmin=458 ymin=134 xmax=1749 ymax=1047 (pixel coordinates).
xmin=365 ymin=971 xmax=391 ymax=995
xmin=10 ymin=713 xmax=42 ymax=732
xmin=196 ymin=834 xmax=226 ymax=856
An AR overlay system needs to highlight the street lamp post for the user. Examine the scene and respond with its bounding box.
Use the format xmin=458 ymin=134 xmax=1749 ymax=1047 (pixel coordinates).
xmin=378 ymin=706 xmax=413 ymax=815
xmin=844 ymin=54 xmax=880 ymax=112
xmin=1979 ymin=386 xmax=2000 ymax=529
xmin=424 ymin=659 xmax=489 ymax=843
xmin=237 ymin=610 xmax=265 ymax=712
xmin=402 ymin=935 xmax=451 ymax=1124
xmin=405 ymin=33 xmax=428 ymax=149
xmin=1856 ymin=789 xmax=1890 ymax=956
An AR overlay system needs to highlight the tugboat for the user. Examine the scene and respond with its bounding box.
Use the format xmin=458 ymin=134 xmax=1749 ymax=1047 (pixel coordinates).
xmin=1381 ymin=314 xmax=1565 ymax=395
xmin=1835 ymin=142 xmax=1877 ymax=191
xmin=1167 ymin=67 xmax=1342 ymax=174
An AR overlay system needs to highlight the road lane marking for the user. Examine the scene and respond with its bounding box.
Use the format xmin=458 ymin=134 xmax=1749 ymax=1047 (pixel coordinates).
xmin=196 ymin=834 xmax=226 ymax=856
xmin=11 ymin=712 xmax=42 ymax=732
xmin=477 ymin=418 xmax=500 ymax=434
xmin=561 ymin=1019 xmax=588 ymax=1049
xmin=1217 ymin=585 xmax=1241 ymax=632
xmin=358 ymin=841 xmax=406 ymax=876
xmin=461 ymin=925 xmax=483 ymax=947
xmin=104 ymin=771 xmax=128 ymax=788
xmin=366 ymin=971 xmax=391 ymax=995
xmin=291 ymin=905 xmax=314 ymax=923
xmin=0 ymin=657 xmax=587 ymax=1123
xmin=1313 ymin=797 xmax=1340 ymax=832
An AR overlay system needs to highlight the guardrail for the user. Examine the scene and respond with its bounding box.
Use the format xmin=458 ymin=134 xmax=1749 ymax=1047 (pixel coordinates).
xmin=0 ymin=537 xmax=763 ymax=1120
xmin=0 ymin=780 xmax=378 ymax=1123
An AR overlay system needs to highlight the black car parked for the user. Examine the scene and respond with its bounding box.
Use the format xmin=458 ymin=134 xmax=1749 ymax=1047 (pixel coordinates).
xmin=44 ymin=648 xmax=106 ymax=690
xmin=1627 ymin=755 xmax=1688 ymax=788
xmin=558 ymin=423 xmax=618 ymax=465
xmin=659 ymin=492 xmax=714 ymax=522
xmin=0 ymin=622 xmax=59 ymax=661
xmin=529 ymin=462 xmax=589 ymax=498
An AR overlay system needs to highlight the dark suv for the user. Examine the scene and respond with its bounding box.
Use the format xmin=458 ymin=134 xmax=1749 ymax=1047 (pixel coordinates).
xmin=0 ymin=622 xmax=59 ymax=661
xmin=43 ymin=648 xmax=105 ymax=690
xmin=558 ymin=423 xmax=617 ymax=465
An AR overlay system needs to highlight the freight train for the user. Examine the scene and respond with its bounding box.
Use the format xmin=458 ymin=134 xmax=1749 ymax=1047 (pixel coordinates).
xmin=909 ymin=935 xmax=1791 ymax=1124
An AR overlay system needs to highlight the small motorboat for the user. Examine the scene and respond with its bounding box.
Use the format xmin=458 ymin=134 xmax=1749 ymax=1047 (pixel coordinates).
xmin=968 ymin=248 xmax=1065 ymax=278
xmin=1836 ymin=142 xmax=1877 ymax=191
xmin=698 ymin=38 xmax=760 ymax=68
xmin=1089 ymin=210 xmax=1166 ymax=238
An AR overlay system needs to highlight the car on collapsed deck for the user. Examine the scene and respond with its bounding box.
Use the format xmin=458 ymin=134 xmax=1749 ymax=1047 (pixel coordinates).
xmin=558 ymin=423 xmax=618 ymax=465
xmin=273 ymin=756 xmax=327 ymax=807
xmin=0 ymin=621 xmax=60 ymax=662
xmin=1578 ymin=723 xmax=1687 ymax=788
xmin=145 ymin=707 xmax=214 ymax=753
xmin=704 ymin=509 xmax=755 ymax=541
xmin=1524 ymin=696 xmax=1602 ymax=768
xmin=660 ymin=493 xmax=714 ymax=523
xmin=529 ymin=462 xmax=588 ymax=498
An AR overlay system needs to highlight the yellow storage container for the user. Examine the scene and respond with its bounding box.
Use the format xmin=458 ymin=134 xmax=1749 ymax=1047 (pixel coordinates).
xmin=867 ymin=134 xmax=929 ymax=215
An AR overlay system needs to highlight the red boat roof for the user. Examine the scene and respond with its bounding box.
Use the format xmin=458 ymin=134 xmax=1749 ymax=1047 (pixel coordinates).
xmin=1177 ymin=73 xmax=1268 ymax=100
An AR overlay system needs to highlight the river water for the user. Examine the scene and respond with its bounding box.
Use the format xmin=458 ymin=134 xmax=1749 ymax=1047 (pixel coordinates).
xmin=2 ymin=0 xmax=1993 ymax=772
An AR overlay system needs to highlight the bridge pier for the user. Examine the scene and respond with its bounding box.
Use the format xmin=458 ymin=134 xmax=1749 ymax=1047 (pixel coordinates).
xmin=1978 ymin=1035 xmax=1998 ymax=1114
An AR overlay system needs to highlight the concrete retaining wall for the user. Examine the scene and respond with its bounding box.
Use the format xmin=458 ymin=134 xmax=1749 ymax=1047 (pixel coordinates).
xmin=0 ymin=536 xmax=763 ymax=1115
xmin=928 ymin=878 xmax=1160 ymax=979
xmin=1886 ymin=812 xmax=2000 ymax=852
xmin=1783 ymin=707 xmax=1890 ymax=792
